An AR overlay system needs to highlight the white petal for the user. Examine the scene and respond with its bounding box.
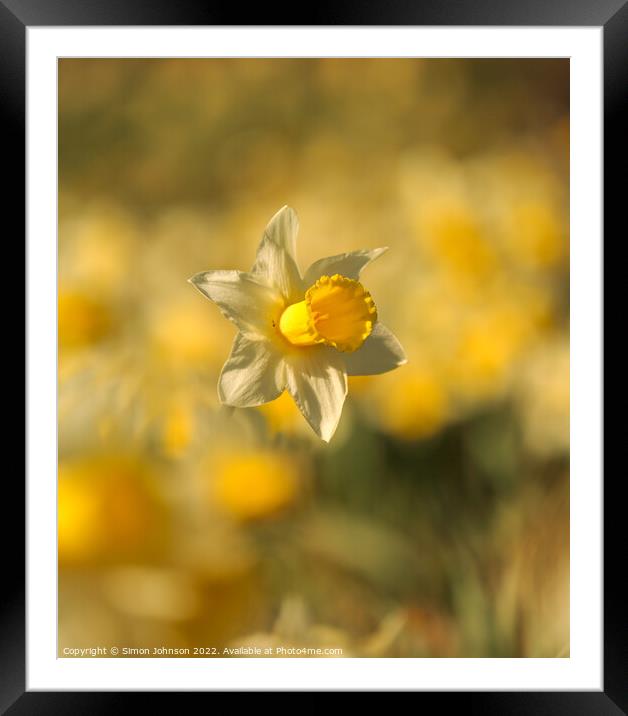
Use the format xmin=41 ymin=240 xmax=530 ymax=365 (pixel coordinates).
xmin=189 ymin=270 xmax=283 ymax=339
xmin=218 ymin=334 xmax=286 ymax=407
xmin=303 ymin=247 xmax=388 ymax=286
xmin=262 ymin=205 xmax=299 ymax=262
xmin=342 ymin=323 xmax=407 ymax=376
xmin=284 ymin=347 xmax=347 ymax=442
xmin=252 ymin=206 xmax=304 ymax=302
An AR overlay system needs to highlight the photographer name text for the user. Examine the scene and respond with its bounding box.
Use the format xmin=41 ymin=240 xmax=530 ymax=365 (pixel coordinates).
xmin=62 ymin=645 xmax=343 ymax=657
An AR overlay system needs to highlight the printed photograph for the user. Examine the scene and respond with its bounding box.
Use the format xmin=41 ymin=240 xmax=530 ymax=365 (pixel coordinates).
xmin=58 ymin=58 xmax=569 ymax=658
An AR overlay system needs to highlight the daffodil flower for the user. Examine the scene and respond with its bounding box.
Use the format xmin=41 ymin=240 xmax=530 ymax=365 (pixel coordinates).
xmin=189 ymin=206 xmax=407 ymax=441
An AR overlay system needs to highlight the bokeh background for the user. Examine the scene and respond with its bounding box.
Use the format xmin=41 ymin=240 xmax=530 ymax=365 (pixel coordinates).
xmin=58 ymin=59 xmax=569 ymax=658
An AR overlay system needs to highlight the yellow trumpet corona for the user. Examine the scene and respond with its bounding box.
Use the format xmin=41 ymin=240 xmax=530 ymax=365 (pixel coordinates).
xmin=279 ymin=274 xmax=377 ymax=353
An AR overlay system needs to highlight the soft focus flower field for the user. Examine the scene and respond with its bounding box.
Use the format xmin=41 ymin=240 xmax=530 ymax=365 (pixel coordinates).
xmin=58 ymin=59 xmax=569 ymax=657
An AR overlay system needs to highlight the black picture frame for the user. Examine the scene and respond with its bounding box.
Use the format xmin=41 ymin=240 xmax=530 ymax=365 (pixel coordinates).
xmin=6 ymin=0 xmax=620 ymax=710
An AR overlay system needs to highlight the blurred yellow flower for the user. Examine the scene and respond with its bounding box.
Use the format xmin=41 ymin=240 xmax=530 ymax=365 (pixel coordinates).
xmin=255 ymin=391 xmax=304 ymax=436
xmin=161 ymin=400 xmax=195 ymax=458
xmin=77 ymin=294 xmax=234 ymax=455
xmin=150 ymin=295 xmax=233 ymax=371
xmin=372 ymin=365 xmax=449 ymax=441
xmin=58 ymin=476 xmax=102 ymax=562
xmin=503 ymin=200 xmax=566 ymax=269
xmin=415 ymin=196 xmax=496 ymax=281
xmin=58 ymin=456 xmax=162 ymax=564
xmin=58 ymin=289 xmax=112 ymax=350
xmin=208 ymin=450 xmax=301 ymax=521
xmin=449 ymin=304 xmax=537 ymax=402
xmin=62 ymin=204 xmax=140 ymax=293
